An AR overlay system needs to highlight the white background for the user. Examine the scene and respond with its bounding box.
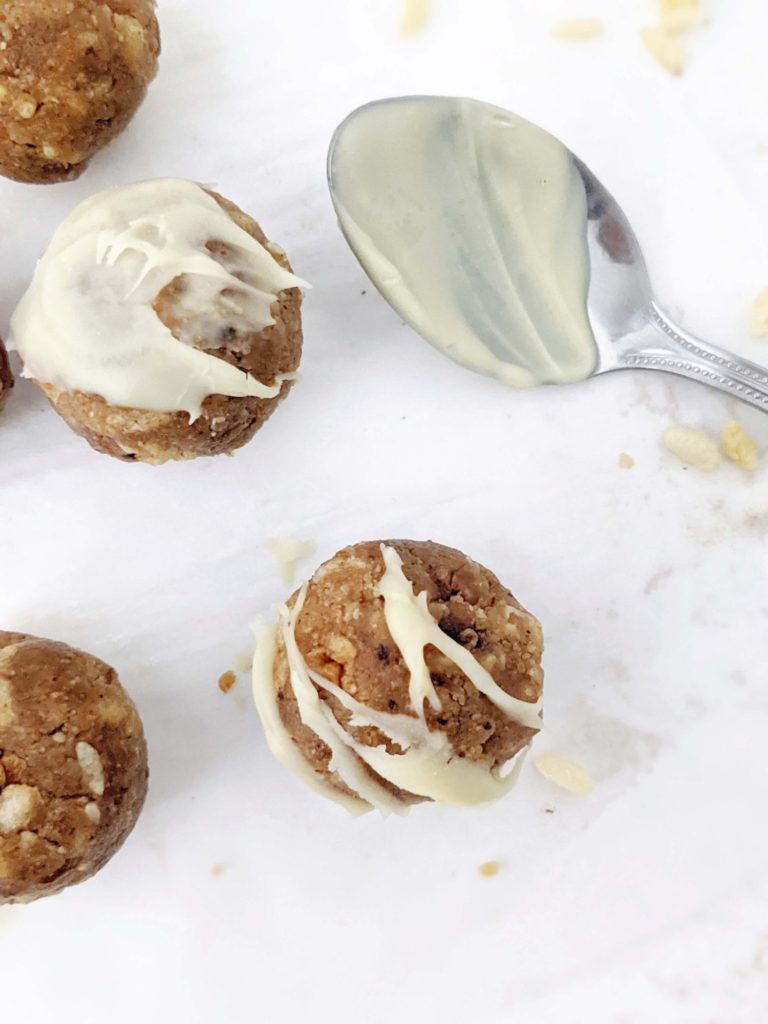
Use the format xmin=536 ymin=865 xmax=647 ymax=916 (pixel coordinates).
xmin=1 ymin=1 xmax=767 ymax=1021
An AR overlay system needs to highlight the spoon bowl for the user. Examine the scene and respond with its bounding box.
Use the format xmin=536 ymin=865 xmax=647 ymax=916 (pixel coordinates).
xmin=329 ymin=96 xmax=768 ymax=410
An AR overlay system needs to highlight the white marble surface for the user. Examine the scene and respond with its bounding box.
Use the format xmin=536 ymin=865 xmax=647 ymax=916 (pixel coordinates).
xmin=1 ymin=1 xmax=767 ymax=1021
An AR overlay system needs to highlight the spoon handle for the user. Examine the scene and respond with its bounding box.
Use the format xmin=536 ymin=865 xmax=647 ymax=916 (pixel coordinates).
xmin=618 ymin=303 xmax=768 ymax=411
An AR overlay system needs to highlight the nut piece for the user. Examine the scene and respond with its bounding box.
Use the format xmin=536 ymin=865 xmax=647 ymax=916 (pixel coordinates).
xmin=663 ymin=425 xmax=721 ymax=472
xmin=722 ymin=422 xmax=759 ymax=472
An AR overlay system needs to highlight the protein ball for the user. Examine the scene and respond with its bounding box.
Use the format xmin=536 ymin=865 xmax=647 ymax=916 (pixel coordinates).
xmin=7 ymin=179 xmax=305 ymax=464
xmin=253 ymin=540 xmax=544 ymax=814
xmin=0 ymin=339 xmax=12 ymax=413
xmin=0 ymin=0 xmax=160 ymax=184
xmin=0 ymin=631 xmax=148 ymax=904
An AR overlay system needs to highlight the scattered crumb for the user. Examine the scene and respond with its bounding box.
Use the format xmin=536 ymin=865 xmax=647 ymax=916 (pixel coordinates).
xmin=267 ymin=537 xmax=316 ymax=586
xmin=218 ymin=671 xmax=237 ymax=694
xmin=756 ymin=145 xmax=768 ymax=156
xmin=642 ymin=0 xmax=704 ymax=74
xmin=479 ymin=861 xmax=500 ymax=878
xmin=752 ymin=287 xmax=768 ymax=338
xmin=641 ymin=25 xmax=685 ymax=75
xmin=400 ymin=0 xmax=430 ymax=37
xmin=232 ymin=651 xmax=254 ymax=674
xmin=722 ymin=422 xmax=759 ymax=472
xmin=211 ymin=864 xmax=226 ymax=877
xmin=618 ymin=452 xmax=635 ymax=469
xmin=545 ymin=808 xmax=555 ymax=814
xmin=551 ymin=18 xmax=604 ymax=41
xmin=534 ymin=754 xmax=595 ymax=796
xmin=660 ymin=9 xmax=705 ymax=32
xmin=662 ymin=425 xmax=721 ymax=472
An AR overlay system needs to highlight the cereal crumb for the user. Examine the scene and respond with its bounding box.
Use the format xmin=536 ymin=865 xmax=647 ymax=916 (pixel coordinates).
xmin=659 ymin=0 xmax=705 ymax=32
xmin=400 ymin=0 xmax=430 ymax=37
xmin=663 ymin=425 xmax=721 ymax=472
xmin=752 ymin=287 xmax=768 ymax=338
xmin=0 ymin=785 xmax=41 ymax=833
xmin=267 ymin=537 xmax=316 ymax=585
xmin=641 ymin=25 xmax=686 ymax=75
xmin=76 ymin=741 xmax=105 ymax=796
xmin=722 ymin=422 xmax=759 ymax=472
xmin=211 ymin=864 xmax=226 ymax=877
xmin=619 ymin=452 xmax=636 ymax=469
xmin=660 ymin=0 xmax=698 ymax=12
xmin=479 ymin=861 xmax=500 ymax=878
xmin=534 ymin=754 xmax=595 ymax=795
xmin=551 ymin=18 xmax=604 ymax=41
xmin=218 ymin=671 xmax=237 ymax=694
xmin=84 ymin=802 xmax=101 ymax=825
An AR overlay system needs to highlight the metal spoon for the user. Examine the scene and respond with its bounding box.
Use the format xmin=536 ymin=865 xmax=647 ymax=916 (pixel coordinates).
xmin=328 ymin=96 xmax=768 ymax=410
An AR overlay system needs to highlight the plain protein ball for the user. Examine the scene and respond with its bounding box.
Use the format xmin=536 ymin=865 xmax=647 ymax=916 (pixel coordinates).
xmin=0 ymin=0 xmax=160 ymax=183
xmin=0 ymin=631 xmax=148 ymax=904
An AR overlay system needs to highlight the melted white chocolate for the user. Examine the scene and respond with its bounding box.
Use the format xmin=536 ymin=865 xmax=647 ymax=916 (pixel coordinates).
xmin=330 ymin=96 xmax=597 ymax=388
xmin=8 ymin=179 xmax=307 ymax=421
xmin=251 ymin=545 xmax=542 ymax=813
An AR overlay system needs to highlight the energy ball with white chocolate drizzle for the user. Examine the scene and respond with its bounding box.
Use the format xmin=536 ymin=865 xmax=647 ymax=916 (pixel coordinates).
xmin=7 ymin=178 xmax=306 ymax=464
xmin=0 ymin=631 xmax=148 ymax=904
xmin=253 ymin=541 xmax=544 ymax=813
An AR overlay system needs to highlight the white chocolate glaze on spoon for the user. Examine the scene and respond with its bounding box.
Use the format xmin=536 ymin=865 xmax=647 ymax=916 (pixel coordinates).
xmin=329 ymin=96 xmax=598 ymax=388
xmin=329 ymin=96 xmax=768 ymax=410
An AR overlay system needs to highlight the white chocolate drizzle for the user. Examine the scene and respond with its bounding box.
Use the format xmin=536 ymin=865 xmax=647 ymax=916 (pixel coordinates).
xmin=8 ymin=179 xmax=307 ymax=421
xmin=252 ymin=545 xmax=542 ymax=814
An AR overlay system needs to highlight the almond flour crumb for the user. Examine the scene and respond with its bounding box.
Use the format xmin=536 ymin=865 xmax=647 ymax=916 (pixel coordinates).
xmin=551 ymin=18 xmax=604 ymax=41
xmin=619 ymin=452 xmax=636 ymax=469
xmin=641 ymin=25 xmax=685 ymax=75
xmin=534 ymin=754 xmax=595 ymax=795
xmin=479 ymin=861 xmax=500 ymax=878
xmin=662 ymin=425 xmax=721 ymax=472
xmin=267 ymin=537 xmax=316 ymax=585
xmin=400 ymin=0 xmax=430 ymax=37
xmin=722 ymin=422 xmax=759 ymax=472
xmin=752 ymin=287 xmax=768 ymax=338
xmin=218 ymin=670 xmax=237 ymax=694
